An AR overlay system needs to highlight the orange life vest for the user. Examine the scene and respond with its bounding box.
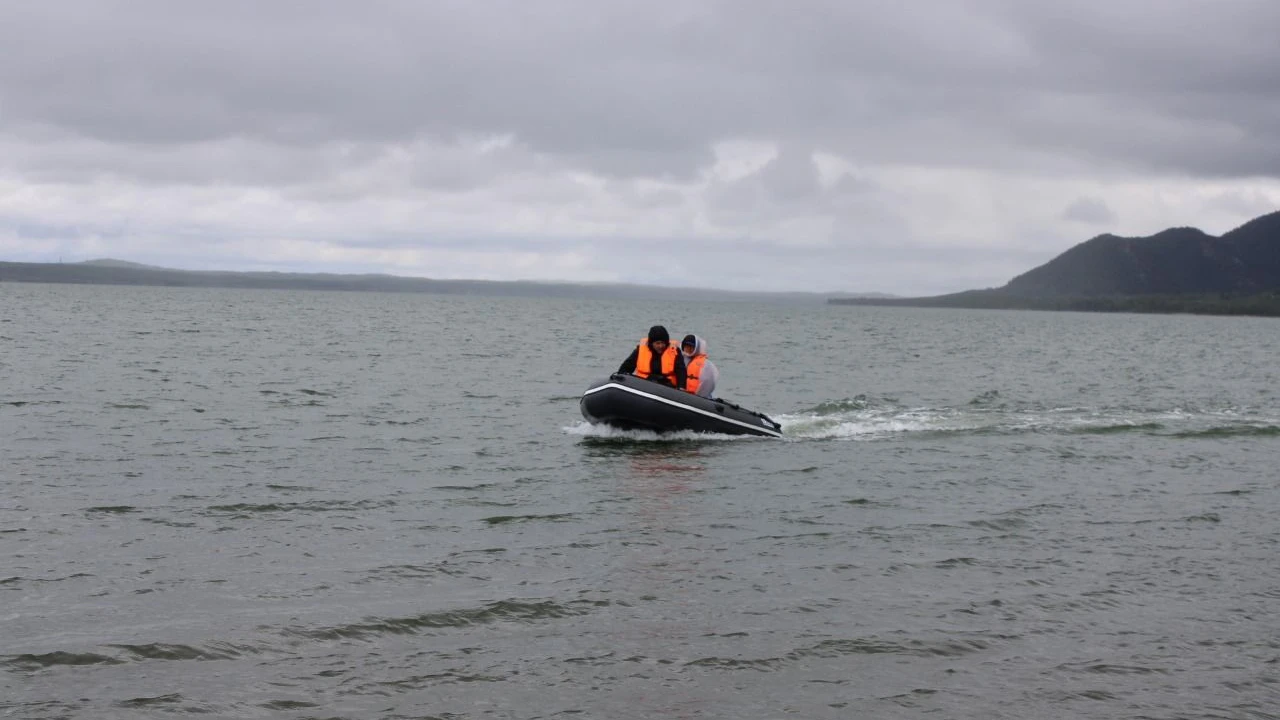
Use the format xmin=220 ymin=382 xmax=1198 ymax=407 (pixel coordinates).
xmin=684 ymin=354 xmax=706 ymax=394
xmin=635 ymin=340 xmax=678 ymax=386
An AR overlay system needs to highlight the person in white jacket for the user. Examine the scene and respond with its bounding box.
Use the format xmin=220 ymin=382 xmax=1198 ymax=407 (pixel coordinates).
xmin=679 ymin=334 xmax=719 ymax=399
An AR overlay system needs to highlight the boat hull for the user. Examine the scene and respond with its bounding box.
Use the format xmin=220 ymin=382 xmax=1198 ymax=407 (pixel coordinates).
xmin=580 ymin=374 xmax=783 ymax=438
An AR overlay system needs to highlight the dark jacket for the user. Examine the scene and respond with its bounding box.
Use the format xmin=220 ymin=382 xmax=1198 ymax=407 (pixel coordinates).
xmin=618 ymin=341 xmax=687 ymax=389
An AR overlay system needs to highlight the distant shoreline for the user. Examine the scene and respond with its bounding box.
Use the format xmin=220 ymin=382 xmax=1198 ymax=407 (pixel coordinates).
xmin=829 ymin=291 xmax=1280 ymax=317
xmin=0 ymin=259 xmax=885 ymax=304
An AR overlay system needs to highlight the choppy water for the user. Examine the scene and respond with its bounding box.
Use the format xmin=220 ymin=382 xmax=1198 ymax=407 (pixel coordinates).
xmin=3 ymin=283 xmax=1280 ymax=719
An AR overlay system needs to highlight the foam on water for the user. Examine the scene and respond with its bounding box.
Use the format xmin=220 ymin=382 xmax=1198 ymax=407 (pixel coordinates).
xmin=563 ymin=421 xmax=755 ymax=442
xmin=778 ymin=409 xmax=966 ymax=439
xmin=569 ymin=403 xmax=1280 ymax=442
xmin=774 ymin=400 xmax=1280 ymax=441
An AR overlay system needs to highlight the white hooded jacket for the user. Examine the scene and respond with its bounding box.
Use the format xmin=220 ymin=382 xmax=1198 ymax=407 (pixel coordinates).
xmin=682 ymin=334 xmax=719 ymax=399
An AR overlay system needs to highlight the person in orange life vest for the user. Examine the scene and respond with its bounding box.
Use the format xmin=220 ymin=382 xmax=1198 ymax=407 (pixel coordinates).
xmin=680 ymin=334 xmax=719 ymax=398
xmin=617 ymin=325 xmax=687 ymax=389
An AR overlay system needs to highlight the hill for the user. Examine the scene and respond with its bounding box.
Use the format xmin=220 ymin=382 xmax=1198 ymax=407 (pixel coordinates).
xmin=1003 ymin=211 xmax=1280 ymax=296
xmin=831 ymin=210 xmax=1280 ymax=316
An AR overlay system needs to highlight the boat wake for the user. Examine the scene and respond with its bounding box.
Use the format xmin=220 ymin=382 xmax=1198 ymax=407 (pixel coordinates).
xmin=777 ymin=395 xmax=1280 ymax=441
xmin=566 ymin=391 xmax=1280 ymax=442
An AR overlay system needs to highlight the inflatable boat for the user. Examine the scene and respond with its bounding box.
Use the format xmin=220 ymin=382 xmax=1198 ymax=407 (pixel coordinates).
xmin=580 ymin=374 xmax=784 ymax=438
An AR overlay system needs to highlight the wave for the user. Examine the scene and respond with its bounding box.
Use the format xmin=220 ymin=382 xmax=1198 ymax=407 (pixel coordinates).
xmin=2 ymin=651 xmax=124 ymax=671
xmin=2 ymin=642 xmax=265 ymax=673
xmin=3 ymin=399 xmax=64 ymax=407
xmin=116 ymin=693 xmax=188 ymax=708
xmin=677 ymin=633 xmax=1000 ymax=674
xmin=203 ymin=499 xmax=394 ymax=516
xmin=1069 ymin=422 xmax=1166 ymax=435
xmin=104 ymin=643 xmax=243 ymax=662
xmin=1169 ymin=424 xmax=1280 ymax=439
xmin=282 ymin=599 xmax=591 ymax=641
xmin=84 ymin=505 xmax=139 ymax=514
xmin=480 ymin=513 xmax=575 ymax=525
xmin=797 ymin=397 xmax=876 ymax=414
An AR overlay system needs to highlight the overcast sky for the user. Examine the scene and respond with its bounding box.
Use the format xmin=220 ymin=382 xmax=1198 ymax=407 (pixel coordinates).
xmin=2 ymin=0 xmax=1278 ymax=295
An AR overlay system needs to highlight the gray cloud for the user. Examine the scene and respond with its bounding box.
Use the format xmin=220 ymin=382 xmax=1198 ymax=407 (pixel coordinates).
xmin=705 ymin=147 xmax=825 ymax=225
xmin=2 ymin=0 xmax=1279 ymax=293
xmin=6 ymin=1 xmax=1279 ymax=177
xmin=1062 ymin=197 xmax=1118 ymax=225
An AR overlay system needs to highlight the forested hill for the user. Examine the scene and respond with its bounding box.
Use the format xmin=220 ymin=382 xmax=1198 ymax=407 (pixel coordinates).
xmin=1002 ymin=211 xmax=1280 ymax=296
xmin=830 ymin=210 xmax=1280 ymax=316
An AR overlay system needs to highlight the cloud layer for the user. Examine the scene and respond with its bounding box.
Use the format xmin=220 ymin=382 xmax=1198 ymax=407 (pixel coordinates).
xmin=2 ymin=0 xmax=1278 ymax=293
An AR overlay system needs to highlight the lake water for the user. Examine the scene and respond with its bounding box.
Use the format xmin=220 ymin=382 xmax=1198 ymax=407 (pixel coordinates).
xmin=3 ymin=283 xmax=1279 ymax=719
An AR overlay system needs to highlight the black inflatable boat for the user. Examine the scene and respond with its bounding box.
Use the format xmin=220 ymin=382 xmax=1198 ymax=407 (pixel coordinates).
xmin=580 ymin=374 xmax=784 ymax=438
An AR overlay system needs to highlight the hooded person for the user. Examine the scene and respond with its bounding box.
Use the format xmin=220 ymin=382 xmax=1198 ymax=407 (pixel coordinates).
xmin=617 ymin=325 xmax=686 ymax=389
xmin=680 ymin=334 xmax=719 ymax=398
